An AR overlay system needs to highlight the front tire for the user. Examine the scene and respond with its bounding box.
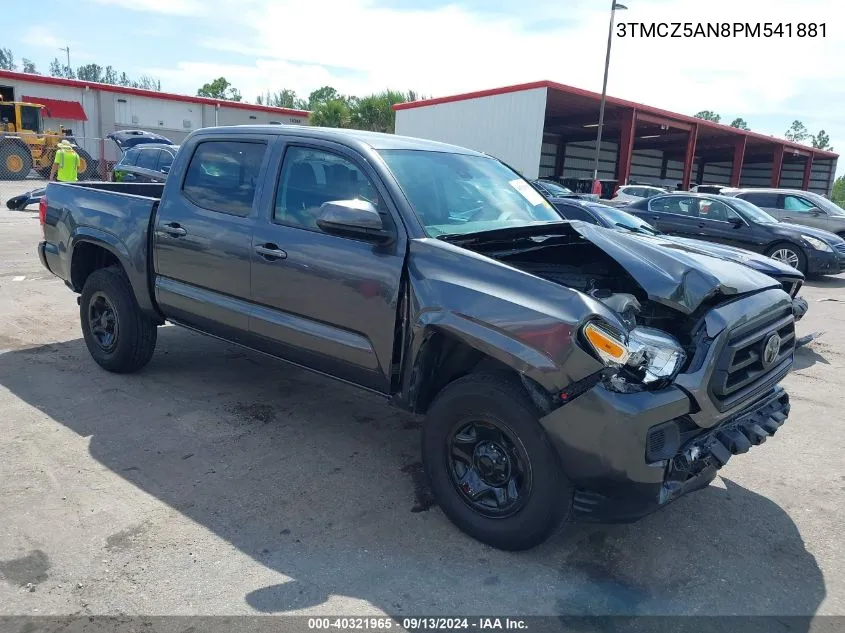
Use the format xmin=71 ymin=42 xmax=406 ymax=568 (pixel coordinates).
xmin=766 ymin=242 xmax=807 ymax=275
xmin=422 ymin=372 xmax=572 ymax=551
xmin=0 ymin=143 xmax=33 ymax=180
xmin=80 ymin=266 xmax=157 ymax=373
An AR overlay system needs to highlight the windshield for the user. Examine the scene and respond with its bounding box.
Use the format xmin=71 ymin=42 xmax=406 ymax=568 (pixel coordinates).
xmin=729 ymin=197 xmax=779 ymax=223
xmin=587 ymin=203 xmax=659 ymax=234
xmin=537 ymin=180 xmax=573 ymax=195
xmin=379 ymin=150 xmax=562 ymax=237
xmin=802 ymin=191 xmax=845 ymax=216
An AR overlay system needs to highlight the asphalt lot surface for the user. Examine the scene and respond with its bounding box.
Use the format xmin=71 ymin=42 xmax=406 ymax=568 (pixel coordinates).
xmin=1 ymin=180 xmax=844 ymax=618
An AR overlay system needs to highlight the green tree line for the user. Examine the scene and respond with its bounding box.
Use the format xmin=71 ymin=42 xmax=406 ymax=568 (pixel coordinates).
xmin=694 ymin=110 xmax=833 ymax=151
xmin=200 ymin=78 xmax=426 ymax=134
xmin=1 ymin=46 xmax=161 ymax=91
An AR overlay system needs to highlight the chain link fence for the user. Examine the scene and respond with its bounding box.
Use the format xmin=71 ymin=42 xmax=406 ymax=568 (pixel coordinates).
xmin=0 ymin=134 xmax=118 ymax=183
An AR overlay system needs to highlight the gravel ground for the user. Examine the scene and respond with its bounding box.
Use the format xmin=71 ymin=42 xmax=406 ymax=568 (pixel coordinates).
xmin=0 ymin=180 xmax=843 ymax=619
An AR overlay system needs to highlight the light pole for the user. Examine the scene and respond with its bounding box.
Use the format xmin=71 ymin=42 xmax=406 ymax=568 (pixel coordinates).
xmin=592 ymin=1 xmax=628 ymax=197
xmin=58 ymin=46 xmax=71 ymax=74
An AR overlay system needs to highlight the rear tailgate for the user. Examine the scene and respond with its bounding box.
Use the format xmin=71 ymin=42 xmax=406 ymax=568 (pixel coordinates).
xmin=40 ymin=182 xmax=162 ymax=307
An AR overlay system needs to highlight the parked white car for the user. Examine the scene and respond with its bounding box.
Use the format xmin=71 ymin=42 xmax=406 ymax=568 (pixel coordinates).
xmin=612 ymin=185 xmax=667 ymax=204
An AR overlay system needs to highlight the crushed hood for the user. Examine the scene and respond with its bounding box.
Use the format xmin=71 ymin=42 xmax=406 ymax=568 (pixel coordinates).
xmin=569 ymin=223 xmax=781 ymax=314
xmin=444 ymin=222 xmax=780 ymax=315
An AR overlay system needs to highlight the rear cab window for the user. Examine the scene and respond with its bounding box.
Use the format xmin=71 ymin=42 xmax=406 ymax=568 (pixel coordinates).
xmin=182 ymin=140 xmax=268 ymax=216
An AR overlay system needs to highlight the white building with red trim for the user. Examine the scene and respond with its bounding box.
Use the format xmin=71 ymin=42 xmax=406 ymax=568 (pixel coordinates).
xmin=0 ymin=70 xmax=310 ymax=163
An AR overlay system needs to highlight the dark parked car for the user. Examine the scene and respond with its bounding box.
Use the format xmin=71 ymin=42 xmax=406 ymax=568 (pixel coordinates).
xmin=553 ymin=199 xmax=808 ymax=322
xmin=625 ymin=193 xmax=845 ymax=275
xmin=112 ymin=143 xmax=179 ymax=183
xmin=531 ymin=179 xmax=582 ymax=199
xmin=39 ymin=126 xmax=796 ymax=550
xmin=107 ymin=130 xmax=175 ymax=150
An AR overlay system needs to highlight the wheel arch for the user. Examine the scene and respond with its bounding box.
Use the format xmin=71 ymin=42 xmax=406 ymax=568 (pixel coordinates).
xmin=69 ymin=230 xmax=162 ymax=322
xmin=396 ymin=318 xmax=569 ymax=416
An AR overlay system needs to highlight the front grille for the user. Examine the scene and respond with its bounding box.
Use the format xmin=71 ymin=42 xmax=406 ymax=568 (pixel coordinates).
xmin=835 ymin=243 xmax=845 ymax=255
xmin=778 ymin=279 xmax=801 ymax=298
xmin=710 ymin=304 xmax=795 ymax=411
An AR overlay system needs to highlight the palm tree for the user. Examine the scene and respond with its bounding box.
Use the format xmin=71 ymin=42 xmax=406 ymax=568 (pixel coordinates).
xmin=309 ymin=99 xmax=352 ymax=128
xmin=351 ymin=90 xmax=413 ymax=133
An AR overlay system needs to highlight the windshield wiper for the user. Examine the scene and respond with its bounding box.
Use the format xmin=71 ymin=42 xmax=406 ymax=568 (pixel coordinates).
xmin=614 ymin=222 xmax=660 ymax=236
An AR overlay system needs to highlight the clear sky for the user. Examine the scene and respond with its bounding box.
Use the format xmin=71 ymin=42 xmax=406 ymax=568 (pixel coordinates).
xmin=8 ymin=0 xmax=843 ymax=176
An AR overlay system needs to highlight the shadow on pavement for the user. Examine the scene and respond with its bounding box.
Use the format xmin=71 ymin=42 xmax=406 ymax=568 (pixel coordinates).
xmin=0 ymin=327 xmax=826 ymax=619
xmin=793 ymin=343 xmax=829 ymax=371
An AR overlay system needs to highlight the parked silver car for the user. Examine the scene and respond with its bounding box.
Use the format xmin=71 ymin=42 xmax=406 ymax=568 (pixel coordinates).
xmin=725 ymin=188 xmax=845 ymax=238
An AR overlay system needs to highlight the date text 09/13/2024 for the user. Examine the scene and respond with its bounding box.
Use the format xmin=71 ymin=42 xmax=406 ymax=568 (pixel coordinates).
xmin=307 ymin=618 xmax=528 ymax=631
xmin=617 ymin=22 xmax=826 ymax=38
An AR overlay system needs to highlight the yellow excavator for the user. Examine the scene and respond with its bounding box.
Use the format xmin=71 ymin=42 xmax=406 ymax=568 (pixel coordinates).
xmin=0 ymin=98 xmax=96 ymax=180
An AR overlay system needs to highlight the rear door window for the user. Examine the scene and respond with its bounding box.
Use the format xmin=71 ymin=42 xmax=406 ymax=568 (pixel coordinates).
xmin=649 ymin=196 xmax=696 ymax=215
xmin=157 ymin=150 xmax=174 ymax=172
xmin=182 ymin=140 xmax=268 ymax=216
xmin=121 ymin=149 xmax=140 ymax=166
xmin=738 ymin=192 xmax=778 ymax=207
xmin=136 ymin=149 xmax=160 ymax=171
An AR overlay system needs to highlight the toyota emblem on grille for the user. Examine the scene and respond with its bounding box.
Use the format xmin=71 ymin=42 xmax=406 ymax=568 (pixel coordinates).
xmin=762 ymin=333 xmax=782 ymax=368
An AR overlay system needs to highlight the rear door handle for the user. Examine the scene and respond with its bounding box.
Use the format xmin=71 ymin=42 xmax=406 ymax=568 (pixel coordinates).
xmin=254 ymin=243 xmax=287 ymax=260
xmin=160 ymin=222 xmax=187 ymax=237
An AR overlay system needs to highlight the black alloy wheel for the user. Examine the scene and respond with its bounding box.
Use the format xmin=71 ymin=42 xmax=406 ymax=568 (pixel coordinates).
xmin=88 ymin=291 xmax=120 ymax=352
xmin=448 ymin=420 xmax=532 ymax=518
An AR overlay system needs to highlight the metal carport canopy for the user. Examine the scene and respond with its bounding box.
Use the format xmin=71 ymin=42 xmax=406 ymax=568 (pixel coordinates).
xmin=394 ymin=80 xmax=838 ymax=191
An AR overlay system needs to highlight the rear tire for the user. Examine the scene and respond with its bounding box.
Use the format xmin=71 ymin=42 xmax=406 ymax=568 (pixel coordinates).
xmin=422 ymin=371 xmax=572 ymax=551
xmin=80 ymin=266 xmax=157 ymax=373
xmin=765 ymin=242 xmax=807 ymax=275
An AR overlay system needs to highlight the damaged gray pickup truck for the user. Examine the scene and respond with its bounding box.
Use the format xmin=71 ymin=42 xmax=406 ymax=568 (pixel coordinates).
xmin=38 ymin=126 xmax=795 ymax=550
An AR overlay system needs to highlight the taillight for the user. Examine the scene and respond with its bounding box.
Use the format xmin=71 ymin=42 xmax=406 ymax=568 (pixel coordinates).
xmin=39 ymin=196 xmax=48 ymax=237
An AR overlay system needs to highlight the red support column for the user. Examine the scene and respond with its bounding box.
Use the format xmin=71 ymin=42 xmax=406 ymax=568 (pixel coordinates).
xmin=616 ymin=109 xmax=637 ymax=187
xmin=771 ymin=145 xmax=784 ymax=187
xmin=730 ymin=136 xmax=746 ymax=187
xmin=681 ymin=124 xmax=698 ymax=190
xmin=802 ymin=153 xmax=814 ymax=190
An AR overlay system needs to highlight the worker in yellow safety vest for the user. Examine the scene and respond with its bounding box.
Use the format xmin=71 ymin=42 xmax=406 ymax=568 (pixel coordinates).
xmin=50 ymin=140 xmax=81 ymax=182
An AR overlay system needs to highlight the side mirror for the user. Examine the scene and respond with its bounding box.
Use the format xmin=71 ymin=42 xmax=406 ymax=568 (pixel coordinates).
xmin=808 ymin=207 xmax=823 ymax=216
xmin=160 ymin=165 xmax=170 ymax=174
xmin=316 ymin=199 xmax=394 ymax=244
xmin=730 ymin=217 xmax=744 ymax=228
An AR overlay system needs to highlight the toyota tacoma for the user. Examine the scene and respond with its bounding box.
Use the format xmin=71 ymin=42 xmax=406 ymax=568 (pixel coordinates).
xmin=38 ymin=126 xmax=795 ymax=550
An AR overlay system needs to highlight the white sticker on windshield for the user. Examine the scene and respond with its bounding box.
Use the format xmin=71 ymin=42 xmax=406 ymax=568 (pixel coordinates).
xmin=509 ymin=179 xmax=550 ymax=207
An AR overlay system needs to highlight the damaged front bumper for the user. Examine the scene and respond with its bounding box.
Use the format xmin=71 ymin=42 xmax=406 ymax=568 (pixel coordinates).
xmin=540 ymin=288 xmax=795 ymax=523
xmin=540 ymin=385 xmax=790 ymax=523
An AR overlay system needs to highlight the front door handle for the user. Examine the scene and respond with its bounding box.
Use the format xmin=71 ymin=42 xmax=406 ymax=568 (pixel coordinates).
xmin=160 ymin=222 xmax=187 ymax=237
xmin=254 ymin=243 xmax=287 ymax=260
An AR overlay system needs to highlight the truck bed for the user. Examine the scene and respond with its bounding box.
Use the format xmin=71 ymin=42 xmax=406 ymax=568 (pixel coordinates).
xmin=40 ymin=180 xmax=164 ymax=318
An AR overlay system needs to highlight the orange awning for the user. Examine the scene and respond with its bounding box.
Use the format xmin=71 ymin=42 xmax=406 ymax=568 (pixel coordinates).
xmin=21 ymin=95 xmax=88 ymax=121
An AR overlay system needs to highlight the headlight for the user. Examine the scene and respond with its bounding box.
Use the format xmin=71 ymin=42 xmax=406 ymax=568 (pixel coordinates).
xmin=802 ymin=235 xmax=832 ymax=251
xmin=583 ymin=322 xmax=686 ymax=385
